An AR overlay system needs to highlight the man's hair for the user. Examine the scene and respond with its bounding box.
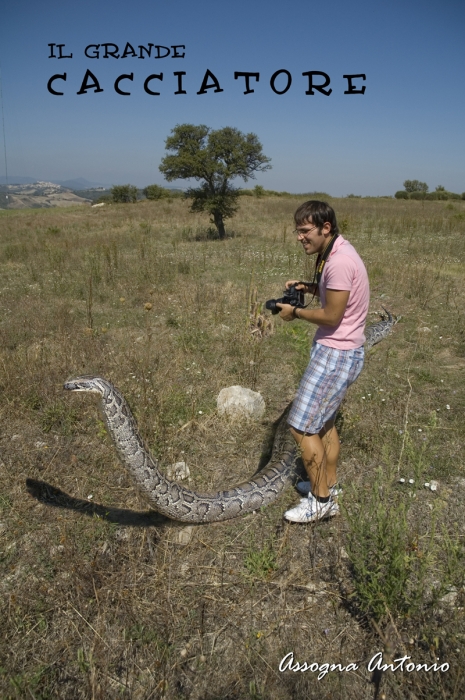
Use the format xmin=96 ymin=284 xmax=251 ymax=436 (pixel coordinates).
xmin=294 ymin=200 xmax=339 ymax=235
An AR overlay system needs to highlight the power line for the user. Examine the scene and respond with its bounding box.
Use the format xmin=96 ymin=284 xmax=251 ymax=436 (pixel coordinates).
xmin=0 ymin=64 xmax=9 ymax=201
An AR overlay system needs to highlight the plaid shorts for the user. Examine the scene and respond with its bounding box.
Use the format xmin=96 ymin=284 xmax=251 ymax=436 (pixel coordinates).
xmin=288 ymin=341 xmax=364 ymax=434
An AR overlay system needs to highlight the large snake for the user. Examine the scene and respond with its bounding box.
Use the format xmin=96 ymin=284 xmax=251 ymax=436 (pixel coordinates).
xmin=63 ymin=309 xmax=395 ymax=523
xmin=64 ymin=376 xmax=297 ymax=523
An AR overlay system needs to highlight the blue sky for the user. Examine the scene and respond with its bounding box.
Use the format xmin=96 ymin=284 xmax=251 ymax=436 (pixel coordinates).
xmin=1 ymin=0 xmax=464 ymax=196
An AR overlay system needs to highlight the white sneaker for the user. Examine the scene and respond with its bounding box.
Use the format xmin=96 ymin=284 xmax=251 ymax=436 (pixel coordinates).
xmin=296 ymin=481 xmax=342 ymax=497
xmin=284 ymin=494 xmax=339 ymax=523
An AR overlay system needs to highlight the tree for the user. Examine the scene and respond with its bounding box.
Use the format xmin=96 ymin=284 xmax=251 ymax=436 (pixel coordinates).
xmin=159 ymin=124 xmax=271 ymax=238
xmin=403 ymin=180 xmax=428 ymax=194
xmin=111 ymin=184 xmax=138 ymax=203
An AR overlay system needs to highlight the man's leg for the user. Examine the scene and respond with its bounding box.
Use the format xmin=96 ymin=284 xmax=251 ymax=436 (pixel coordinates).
xmin=291 ymin=419 xmax=340 ymax=497
xmin=319 ymin=419 xmax=339 ymax=490
xmin=290 ymin=427 xmax=330 ymax=498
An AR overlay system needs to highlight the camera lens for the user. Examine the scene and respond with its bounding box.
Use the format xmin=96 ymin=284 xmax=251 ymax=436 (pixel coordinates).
xmin=265 ymin=299 xmax=279 ymax=314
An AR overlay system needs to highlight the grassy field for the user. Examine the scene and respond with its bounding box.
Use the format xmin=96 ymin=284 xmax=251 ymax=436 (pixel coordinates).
xmin=1 ymin=195 xmax=465 ymax=699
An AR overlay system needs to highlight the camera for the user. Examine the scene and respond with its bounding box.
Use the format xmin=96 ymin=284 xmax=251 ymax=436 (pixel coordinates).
xmin=265 ymin=284 xmax=305 ymax=315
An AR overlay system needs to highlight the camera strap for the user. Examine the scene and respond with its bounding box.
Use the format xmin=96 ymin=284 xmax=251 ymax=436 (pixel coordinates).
xmin=307 ymin=233 xmax=339 ymax=301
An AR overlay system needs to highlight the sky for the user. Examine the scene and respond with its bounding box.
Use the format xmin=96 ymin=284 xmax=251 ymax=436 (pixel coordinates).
xmin=0 ymin=0 xmax=464 ymax=196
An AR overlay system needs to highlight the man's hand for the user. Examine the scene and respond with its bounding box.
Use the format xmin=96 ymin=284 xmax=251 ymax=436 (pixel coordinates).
xmin=277 ymin=303 xmax=296 ymax=321
xmin=285 ymin=279 xmax=310 ymax=293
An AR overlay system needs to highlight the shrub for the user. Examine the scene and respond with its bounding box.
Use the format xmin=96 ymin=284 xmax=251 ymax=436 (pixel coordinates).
xmin=395 ymin=190 xmax=409 ymax=199
xmin=410 ymin=191 xmax=426 ymax=200
xmin=143 ymin=184 xmax=170 ymax=200
xmin=111 ymin=184 xmax=138 ymax=203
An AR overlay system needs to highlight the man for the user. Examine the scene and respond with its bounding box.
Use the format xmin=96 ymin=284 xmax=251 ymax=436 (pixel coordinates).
xmin=276 ymin=201 xmax=369 ymax=523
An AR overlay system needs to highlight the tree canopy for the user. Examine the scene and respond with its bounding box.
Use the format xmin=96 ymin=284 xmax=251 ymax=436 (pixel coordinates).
xmin=159 ymin=124 xmax=271 ymax=238
xmin=403 ymin=180 xmax=429 ymax=194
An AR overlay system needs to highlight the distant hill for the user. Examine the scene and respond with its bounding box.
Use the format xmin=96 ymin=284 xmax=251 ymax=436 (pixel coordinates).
xmin=0 ymin=181 xmax=93 ymax=209
xmin=54 ymin=177 xmax=112 ymax=190
xmin=0 ymin=176 xmax=111 ymax=189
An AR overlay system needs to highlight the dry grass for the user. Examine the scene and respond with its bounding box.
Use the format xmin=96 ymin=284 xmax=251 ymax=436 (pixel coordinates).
xmin=1 ymin=196 xmax=465 ymax=699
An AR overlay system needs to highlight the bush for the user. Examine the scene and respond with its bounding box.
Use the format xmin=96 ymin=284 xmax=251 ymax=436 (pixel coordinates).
xmin=410 ymin=191 xmax=426 ymax=200
xmin=143 ymin=184 xmax=170 ymax=200
xmin=395 ymin=190 xmax=409 ymax=199
xmin=111 ymin=184 xmax=138 ymax=203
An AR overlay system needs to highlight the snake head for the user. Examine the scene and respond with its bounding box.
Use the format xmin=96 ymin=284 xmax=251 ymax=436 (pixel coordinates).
xmin=64 ymin=375 xmax=113 ymax=398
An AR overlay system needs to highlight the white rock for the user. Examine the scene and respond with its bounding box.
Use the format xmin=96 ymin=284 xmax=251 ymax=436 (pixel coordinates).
xmin=166 ymin=461 xmax=190 ymax=480
xmin=172 ymin=526 xmax=194 ymax=546
xmin=91 ymin=202 xmax=105 ymax=208
xmin=217 ymin=386 xmax=265 ymax=421
xmin=429 ymin=480 xmax=439 ymax=492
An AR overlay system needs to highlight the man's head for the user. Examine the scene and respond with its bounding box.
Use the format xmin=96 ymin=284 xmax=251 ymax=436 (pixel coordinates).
xmin=294 ymin=200 xmax=339 ymax=255
xmin=294 ymin=200 xmax=339 ymax=234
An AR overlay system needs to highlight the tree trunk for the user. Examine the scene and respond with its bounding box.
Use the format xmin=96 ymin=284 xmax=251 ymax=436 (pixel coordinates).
xmin=213 ymin=211 xmax=226 ymax=239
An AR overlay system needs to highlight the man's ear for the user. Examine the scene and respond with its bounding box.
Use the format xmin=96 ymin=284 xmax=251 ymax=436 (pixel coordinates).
xmin=322 ymin=221 xmax=332 ymax=235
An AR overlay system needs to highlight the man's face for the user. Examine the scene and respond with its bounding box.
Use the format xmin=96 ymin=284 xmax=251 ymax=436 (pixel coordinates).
xmin=294 ymin=218 xmax=330 ymax=255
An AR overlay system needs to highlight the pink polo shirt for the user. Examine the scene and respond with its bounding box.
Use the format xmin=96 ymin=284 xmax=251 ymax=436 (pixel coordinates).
xmin=314 ymin=235 xmax=369 ymax=349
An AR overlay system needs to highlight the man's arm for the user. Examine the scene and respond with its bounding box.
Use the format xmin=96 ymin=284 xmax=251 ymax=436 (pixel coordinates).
xmin=277 ymin=288 xmax=350 ymax=327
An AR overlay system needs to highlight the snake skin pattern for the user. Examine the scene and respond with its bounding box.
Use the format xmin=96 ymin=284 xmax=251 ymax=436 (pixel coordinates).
xmin=64 ymin=376 xmax=297 ymax=522
xmin=63 ymin=311 xmax=395 ymax=523
xmin=365 ymin=306 xmax=396 ymax=350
